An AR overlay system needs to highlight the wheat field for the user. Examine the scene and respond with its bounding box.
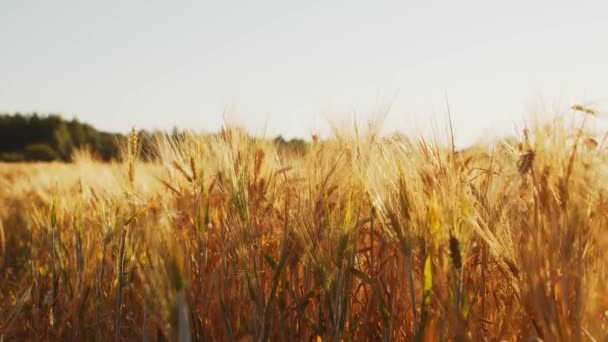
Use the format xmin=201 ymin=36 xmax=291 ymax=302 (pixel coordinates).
xmin=1 ymin=112 xmax=607 ymax=341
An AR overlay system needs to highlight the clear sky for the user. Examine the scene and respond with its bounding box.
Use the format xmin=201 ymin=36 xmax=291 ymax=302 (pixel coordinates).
xmin=1 ymin=1 xmax=607 ymax=146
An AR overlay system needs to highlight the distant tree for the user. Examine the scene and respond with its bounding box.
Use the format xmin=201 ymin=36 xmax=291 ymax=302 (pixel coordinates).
xmin=274 ymin=136 xmax=286 ymax=145
xmin=53 ymin=122 xmax=73 ymax=160
xmin=273 ymin=136 xmax=308 ymax=155
xmin=99 ymin=133 xmax=122 ymax=161
xmin=0 ymin=113 xmax=126 ymax=162
xmin=23 ymin=144 xmax=58 ymax=161
xmin=0 ymin=152 xmax=25 ymax=162
xmin=68 ymin=118 xmax=87 ymax=146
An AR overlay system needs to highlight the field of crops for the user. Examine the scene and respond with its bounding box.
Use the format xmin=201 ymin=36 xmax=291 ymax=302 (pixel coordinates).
xmin=1 ymin=114 xmax=607 ymax=341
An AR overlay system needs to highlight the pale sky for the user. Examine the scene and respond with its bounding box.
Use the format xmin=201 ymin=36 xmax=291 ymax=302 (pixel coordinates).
xmin=1 ymin=1 xmax=607 ymax=146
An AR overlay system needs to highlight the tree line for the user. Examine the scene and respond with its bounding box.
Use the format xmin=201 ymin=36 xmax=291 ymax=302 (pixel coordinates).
xmin=0 ymin=113 xmax=123 ymax=162
xmin=0 ymin=113 xmax=309 ymax=162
